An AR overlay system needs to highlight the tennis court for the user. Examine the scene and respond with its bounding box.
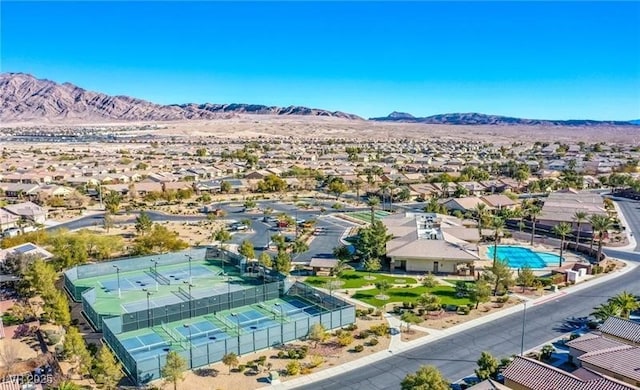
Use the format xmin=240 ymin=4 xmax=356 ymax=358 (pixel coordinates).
xmin=175 ymin=319 xmax=230 ymax=346
xmin=121 ymin=332 xmax=170 ymax=360
xmin=260 ymin=297 xmax=322 ymax=320
xmin=226 ymin=308 xmax=279 ymax=332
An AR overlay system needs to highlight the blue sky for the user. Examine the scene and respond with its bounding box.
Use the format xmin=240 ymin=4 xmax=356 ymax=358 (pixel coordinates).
xmin=2 ymin=1 xmax=639 ymax=120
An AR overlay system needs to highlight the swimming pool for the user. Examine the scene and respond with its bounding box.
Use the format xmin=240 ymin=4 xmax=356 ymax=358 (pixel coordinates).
xmin=487 ymin=245 xmax=561 ymax=268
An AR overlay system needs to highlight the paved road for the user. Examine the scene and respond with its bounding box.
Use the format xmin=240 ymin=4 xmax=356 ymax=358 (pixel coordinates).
xmin=294 ymin=200 xmax=640 ymax=390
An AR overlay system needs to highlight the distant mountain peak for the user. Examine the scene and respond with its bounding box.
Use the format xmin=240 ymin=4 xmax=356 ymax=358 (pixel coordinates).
xmin=0 ymin=73 xmax=363 ymax=123
xmin=369 ymin=111 xmax=639 ymax=127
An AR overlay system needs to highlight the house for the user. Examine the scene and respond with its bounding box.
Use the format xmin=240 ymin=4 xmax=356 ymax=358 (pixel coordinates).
xmin=538 ymin=190 xmax=608 ymax=232
xmin=443 ymin=197 xmax=492 ymax=213
xmin=598 ymin=316 xmax=640 ymax=346
xmin=0 ymin=183 xmax=40 ymax=199
xmin=2 ymin=202 xmax=47 ymax=224
xmin=481 ymin=194 xmax=519 ymax=210
xmin=502 ymin=356 xmax=636 ymax=390
xmin=308 ymin=258 xmax=339 ymax=276
xmin=0 ymin=209 xmax=20 ymax=231
xmin=384 ymin=212 xmax=481 ymax=274
xmin=0 ymin=242 xmax=54 ymax=265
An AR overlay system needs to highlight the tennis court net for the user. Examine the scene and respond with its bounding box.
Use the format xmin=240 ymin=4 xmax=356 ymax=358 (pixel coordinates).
xmin=178 ymin=286 xmax=193 ymax=300
xmin=149 ymin=267 xmax=171 ymax=285
xmin=160 ymin=322 xmax=183 ymax=342
xmin=129 ymin=340 xmax=168 ymax=353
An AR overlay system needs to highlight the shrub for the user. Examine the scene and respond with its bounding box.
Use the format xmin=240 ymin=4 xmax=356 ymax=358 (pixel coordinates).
xmin=337 ymin=332 xmax=354 ymax=347
xmin=237 ymin=364 xmax=246 ymax=372
xmin=402 ymin=301 xmax=411 ymax=309
xmin=569 ymin=333 xmax=580 ymax=341
xmin=458 ymin=305 xmax=471 ymax=315
xmin=356 ymin=330 xmax=370 ymax=339
xmin=592 ymin=265 xmax=603 ymax=274
xmin=368 ymin=338 xmax=379 ymax=346
xmin=344 ymin=323 xmax=358 ymax=331
xmin=277 ymin=351 xmax=286 ymax=359
xmin=536 ymin=277 xmax=553 ymax=287
xmin=300 ymin=367 xmax=312 ymax=375
xmin=257 ymin=355 xmax=267 ymax=365
xmin=367 ymin=307 xmax=375 ymax=315
xmin=370 ymin=324 xmax=390 ymax=336
xmin=307 ymin=354 xmax=324 ymax=368
xmin=334 ymin=329 xmax=343 ymax=337
xmin=497 ymin=295 xmax=510 ymax=304
xmin=286 ymin=361 xmax=301 ymax=376
xmin=353 ymin=344 xmax=364 ymax=352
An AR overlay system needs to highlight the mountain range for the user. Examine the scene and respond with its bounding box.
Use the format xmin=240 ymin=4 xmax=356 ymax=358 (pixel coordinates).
xmin=0 ymin=73 xmax=362 ymax=122
xmin=0 ymin=72 xmax=637 ymax=127
xmin=369 ymin=111 xmax=639 ymax=127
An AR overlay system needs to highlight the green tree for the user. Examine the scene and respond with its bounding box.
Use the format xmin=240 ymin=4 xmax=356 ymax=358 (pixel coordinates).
xmin=400 ymin=311 xmax=422 ymax=332
xmin=610 ymin=291 xmax=640 ymax=319
xmin=328 ymin=179 xmax=349 ymax=200
xmin=259 ymin=251 xmax=273 ymax=268
xmin=417 ymin=293 xmax=441 ymax=311
xmin=333 ymin=245 xmax=351 ymax=261
xmin=220 ymin=181 xmax=232 ymax=193
xmin=516 ymin=266 xmax=536 ymax=292
xmin=527 ymin=206 xmax=542 ymax=246
xmin=135 ymin=211 xmax=153 ymax=236
xmin=490 ymin=217 xmax=505 ymax=266
xmin=54 ymin=381 xmax=82 ymax=390
xmin=422 ymin=273 xmax=438 ymax=288
xmin=470 ymin=280 xmax=492 ymax=309
xmin=367 ymin=196 xmax=380 ymax=224
xmin=238 ymin=240 xmax=255 ymax=260
xmin=401 ymin=365 xmax=449 ymax=390
xmin=44 ymin=289 xmax=71 ymax=326
xmin=590 ymin=214 xmax=613 ymax=262
xmin=222 ymin=352 xmax=239 ymax=375
xmin=363 ymin=257 xmax=381 ymax=279
xmin=21 ymin=258 xmax=57 ymax=297
xmin=474 ymin=203 xmax=489 ymax=238
xmin=162 ymin=351 xmax=186 ymax=389
xmin=213 ymin=228 xmax=232 ymax=247
xmin=132 ymin=224 xmax=189 ymax=255
xmin=103 ymin=211 xmax=114 ymax=233
xmin=290 ymin=239 xmax=309 ymax=255
xmin=308 ymin=323 xmax=327 ymax=348
xmin=483 ymin=259 xmax=514 ymax=296
xmin=63 ymin=327 xmax=92 ymax=377
xmin=273 ymin=250 xmax=292 ymax=274
xmin=93 ymin=346 xmax=123 ymax=389
xmin=573 ymin=211 xmax=588 ymax=246
xmin=591 ymin=301 xmax=621 ymax=322
xmin=375 ymin=280 xmax=391 ymax=296
xmin=354 ymin=220 xmax=393 ymax=261
xmin=103 ymin=191 xmax=121 ymax=214
xmin=540 ymin=345 xmax=555 ymax=361
xmin=552 ymin=222 xmax=572 ymax=266
xmin=475 ymin=351 xmax=499 ymax=380
xmin=257 ymin=174 xmax=287 ymax=193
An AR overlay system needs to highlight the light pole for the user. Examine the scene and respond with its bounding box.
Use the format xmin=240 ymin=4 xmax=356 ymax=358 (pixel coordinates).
xmin=112 ymin=265 xmax=121 ymax=297
xmin=183 ymin=324 xmax=193 ymax=368
xmin=185 ymin=254 xmax=193 ymax=284
xmin=231 ymin=313 xmax=241 ymax=354
xmin=142 ymin=288 xmax=153 ymax=327
xmin=520 ymin=301 xmax=528 ymax=356
xmin=183 ymin=281 xmax=194 ymax=317
xmin=274 ymin=303 xmax=284 ymax=342
xmin=227 ymin=276 xmax=232 ymax=311
xmin=150 ymin=259 xmax=159 ymax=291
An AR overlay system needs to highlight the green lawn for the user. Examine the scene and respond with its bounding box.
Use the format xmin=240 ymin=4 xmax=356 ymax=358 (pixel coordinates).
xmin=303 ymin=270 xmax=417 ymax=289
xmin=352 ymin=285 xmax=472 ymax=308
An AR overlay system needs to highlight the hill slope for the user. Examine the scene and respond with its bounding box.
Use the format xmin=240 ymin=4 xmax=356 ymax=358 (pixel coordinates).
xmin=0 ymin=73 xmax=362 ymax=122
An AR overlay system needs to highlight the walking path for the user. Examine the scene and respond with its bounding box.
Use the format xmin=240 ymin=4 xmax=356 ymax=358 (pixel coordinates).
xmin=272 ymin=258 xmax=637 ymax=389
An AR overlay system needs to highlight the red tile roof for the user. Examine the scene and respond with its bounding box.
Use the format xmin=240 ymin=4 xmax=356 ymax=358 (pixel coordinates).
xmin=578 ymin=345 xmax=640 ymax=382
xmin=503 ymin=356 xmax=637 ymax=390
xmin=599 ymin=317 xmax=640 ymax=344
xmin=566 ymin=333 xmax=626 ymax=354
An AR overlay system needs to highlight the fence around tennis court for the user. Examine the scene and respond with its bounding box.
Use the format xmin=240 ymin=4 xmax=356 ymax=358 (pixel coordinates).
xmin=103 ymin=281 xmax=355 ymax=385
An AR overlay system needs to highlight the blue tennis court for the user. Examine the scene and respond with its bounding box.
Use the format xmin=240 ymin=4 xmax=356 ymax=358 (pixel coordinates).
xmin=226 ymin=309 xmax=279 ymax=331
xmin=174 ymin=320 xmax=229 ymax=345
xmin=262 ymin=298 xmax=321 ymax=320
xmin=101 ymin=272 xmax=157 ymax=293
xmin=121 ymin=333 xmax=170 ymax=359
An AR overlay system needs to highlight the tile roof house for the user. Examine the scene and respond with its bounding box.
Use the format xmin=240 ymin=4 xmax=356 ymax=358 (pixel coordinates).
xmin=503 ymin=356 xmax=636 ymax=390
xmin=598 ymin=316 xmax=640 ymax=346
xmin=2 ymin=201 xmax=47 ymax=224
xmin=384 ymin=212 xmax=480 ymax=274
xmin=577 ymin=345 xmax=640 ymax=387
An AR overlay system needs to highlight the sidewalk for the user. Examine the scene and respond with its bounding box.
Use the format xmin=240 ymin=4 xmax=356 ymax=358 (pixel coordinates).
xmin=272 ymin=258 xmax=638 ymax=389
xmin=609 ymin=198 xmax=637 ymax=251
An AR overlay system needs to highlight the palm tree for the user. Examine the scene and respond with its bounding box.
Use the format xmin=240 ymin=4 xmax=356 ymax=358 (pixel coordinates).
xmin=367 ymin=196 xmax=380 ymax=224
xmin=474 ymin=203 xmax=488 ymax=238
xmin=591 ymin=301 xmax=621 ymax=322
xmin=527 ymin=206 xmax=542 ymax=246
xmin=491 ymin=217 xmax=505 ymax=266
xmin=573 ymin=211 xmax=588 ymax=247
xmin=552 ymin=222 xmax=572 ymax=267
xmin=290 ymin=239 xmax=309 ymax=255
xmin=590 ymin=214 xmax=613 ymax=263
xmin=610 ymin=291 xmax=640 ymax=319
xmin=353 ymin=177 xmax=364 ymax=203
